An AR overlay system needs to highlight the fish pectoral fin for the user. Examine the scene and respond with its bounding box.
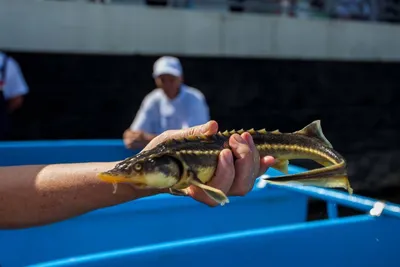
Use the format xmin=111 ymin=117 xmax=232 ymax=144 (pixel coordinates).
xmin=294 ymin=120 xmax=333 ymax=148
xmin=188 ymin=177 xmax=230 ymax=206
xmin=265 ymin=175 xmax=353 ymax=195
xmin=263 ymin=161 xmax=353 ymax=194
xmin=271 ymin=159 xmax=289 ymax=174
xmin=169 ymin=188 xmax=190 ymax=197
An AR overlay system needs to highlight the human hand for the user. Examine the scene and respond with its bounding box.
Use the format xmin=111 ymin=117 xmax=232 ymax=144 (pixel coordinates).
xmin=123 ymin=130 xmax=152 ymax=149
xmin=143 ymin=120 xmax=276 ymax=207
xmin=7 ymin=96 xmax=24 ymax=113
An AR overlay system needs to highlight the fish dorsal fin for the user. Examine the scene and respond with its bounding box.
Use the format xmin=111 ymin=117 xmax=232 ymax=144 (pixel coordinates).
xmin=247 ymin=128 xmax=256 ymax=134
xmin=257 ymin=129 xmax=267 ymax=134
xmin=294 ymin=120 xmax=333 ymax=148
xmin=237 ymin=129 xmax=245 ymax=134
xmin=222 ymin=130 xmax=230 ymax=137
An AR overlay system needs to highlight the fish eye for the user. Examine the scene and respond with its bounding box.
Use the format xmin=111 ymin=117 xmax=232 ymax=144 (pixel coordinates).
xmin=134 ymin=163 xmax=142 ymax=172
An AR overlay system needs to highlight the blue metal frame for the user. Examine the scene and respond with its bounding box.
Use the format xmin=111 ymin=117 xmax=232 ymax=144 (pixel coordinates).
xmin=266 ymin=182 xmax=400 ymax=219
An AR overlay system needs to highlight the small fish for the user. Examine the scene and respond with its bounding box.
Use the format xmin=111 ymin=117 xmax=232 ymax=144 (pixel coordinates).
xmin=97 ymin=120 xmax=353 ymax=206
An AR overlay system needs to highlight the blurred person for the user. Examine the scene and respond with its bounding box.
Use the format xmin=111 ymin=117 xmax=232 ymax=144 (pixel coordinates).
xmin=0 ymin=120 xmax=275 ymax=229
xmin=0 ymin=52 xmax=29 ymax=140
xmin=123 ymin=56 xmax=210 ymax=149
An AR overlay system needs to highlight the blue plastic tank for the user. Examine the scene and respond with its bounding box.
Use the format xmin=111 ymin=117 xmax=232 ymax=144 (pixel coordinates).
xmin=28 ymin=184 xmax=400 ymax=267
xmin=0 ymin=140 xmax=309 ymax=267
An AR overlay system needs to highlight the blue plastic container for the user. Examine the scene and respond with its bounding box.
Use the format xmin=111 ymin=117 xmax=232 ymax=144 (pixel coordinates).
xmin=0 ymin=140 xmax=309 ymax=267
xmin=0 ymin=140 xmax=138 ymax=166
xmin=28 ymin=184 xmax=400 ymax=267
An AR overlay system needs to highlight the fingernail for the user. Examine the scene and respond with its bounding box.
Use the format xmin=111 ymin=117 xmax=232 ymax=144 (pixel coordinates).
xmin=244 ymin=133 xmax=255 ymax=147
xmin=234 ymin=134 xmax=246 ymax=144
xmin=225 ymin=150 xmax=233 ymax=164
xmin=262 ymin=156 xmax=275 ymax=165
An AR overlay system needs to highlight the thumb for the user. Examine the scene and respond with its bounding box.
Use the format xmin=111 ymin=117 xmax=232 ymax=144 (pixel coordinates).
xmin=185 ymin=120 xmax=219 ymax=137
xmin=143 ymin=121 xmax=219 ymax=151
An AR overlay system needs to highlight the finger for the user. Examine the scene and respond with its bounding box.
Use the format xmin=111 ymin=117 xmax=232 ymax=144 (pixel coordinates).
xmin=240 ymin=132 xmax=261 ymax=192
xmin=147 ymin=121 xmax=219 ymax=150
xmin=188 ymin=149 xmax=235 ymax=207
xmin=123 ymin=138 xmax=130 ymax=146
xmin=242 ymin=132 xmax=261 ymax=179
xmin=227 ymin=133 xmax=258 ymax=196
xmin=123 ymin=138 xmax=135 ymax=148
xmin=178 ymin=120 xmax=219 ymax=138
xmin=258 ymin=156 xmax=276 ymax=177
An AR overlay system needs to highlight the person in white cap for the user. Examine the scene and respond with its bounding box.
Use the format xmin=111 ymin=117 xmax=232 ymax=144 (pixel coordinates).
xmin=123 ymin=56 xmax=210 ymax=149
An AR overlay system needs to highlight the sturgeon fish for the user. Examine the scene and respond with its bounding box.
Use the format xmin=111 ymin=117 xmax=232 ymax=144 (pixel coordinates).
xmin=97 ymin=120 xmax=352 ymax=205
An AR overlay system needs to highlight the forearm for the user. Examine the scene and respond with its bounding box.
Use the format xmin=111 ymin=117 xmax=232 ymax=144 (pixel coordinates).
xmin=0 ymin=162 xmax=161 ymax=229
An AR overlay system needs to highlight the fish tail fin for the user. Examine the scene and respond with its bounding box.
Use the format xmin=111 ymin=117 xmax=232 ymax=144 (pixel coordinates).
xmin=263 ymin=161 xmax=353 ymax=194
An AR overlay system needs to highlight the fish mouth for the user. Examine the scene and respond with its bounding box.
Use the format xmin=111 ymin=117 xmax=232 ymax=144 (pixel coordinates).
xmin=97 ymin=171 xmax=147 ymax=187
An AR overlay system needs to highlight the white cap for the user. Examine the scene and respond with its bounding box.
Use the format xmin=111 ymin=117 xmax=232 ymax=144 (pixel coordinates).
xmin=152 ymin=56 xmax=182 ymax=78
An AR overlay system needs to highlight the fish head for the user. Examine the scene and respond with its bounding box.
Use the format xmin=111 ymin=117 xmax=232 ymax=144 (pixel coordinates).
xmin=97 ymin=154 xmax=182 ymax=189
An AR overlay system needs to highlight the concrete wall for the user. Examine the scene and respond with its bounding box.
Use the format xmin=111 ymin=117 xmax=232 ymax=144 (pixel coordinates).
xmin=1 ymin=0 xmax=400 ymax=61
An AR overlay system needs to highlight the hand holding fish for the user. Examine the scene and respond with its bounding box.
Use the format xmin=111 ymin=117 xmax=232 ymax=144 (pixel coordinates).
xmin=0 ymin=119 xmax=353 ymax=229
xmin=141 ymin=120 xmax=276 ymax=207
xmin=98 ymin=119 xmax=353 ymax=206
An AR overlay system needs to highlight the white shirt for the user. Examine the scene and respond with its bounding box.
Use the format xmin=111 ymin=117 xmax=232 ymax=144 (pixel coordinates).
xmin=0 ymin=52 xmax=29 ymax=100
xmin=130 ymin=84 xmax=210 ymax=135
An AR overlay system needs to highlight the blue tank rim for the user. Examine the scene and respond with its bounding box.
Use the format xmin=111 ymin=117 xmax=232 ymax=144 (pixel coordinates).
xmin=0 ymin=139 xmax=127 ymax=148
xmin=26 ymin=214 xmax=375 ymax=267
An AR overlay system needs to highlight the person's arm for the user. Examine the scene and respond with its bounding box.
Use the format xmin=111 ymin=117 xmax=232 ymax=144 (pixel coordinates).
xmin=3 ymin=56 xmax=29 ymax=113
xmin=0 ymin=162 xmax=164 ymax=229
xmin=0 ymin=121 xmax=275 ymax=229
